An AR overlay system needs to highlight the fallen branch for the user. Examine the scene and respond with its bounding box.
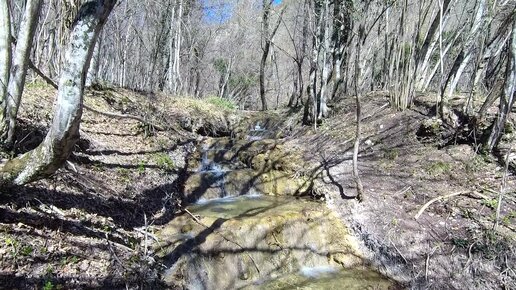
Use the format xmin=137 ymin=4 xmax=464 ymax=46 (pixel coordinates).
xmin=83 ymin=103 xmax=165 ymax=131
xmin=362 ymin=102 xmax=390 ymax=121
xmin=415 ymin=191 xmax=467 ymax=220
xmin=28 ymin=59 xmax=165 ymax=131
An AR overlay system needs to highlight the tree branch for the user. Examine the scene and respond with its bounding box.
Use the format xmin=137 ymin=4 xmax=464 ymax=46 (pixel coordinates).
xmin=27 ymin=59 xmax=165 ymax=131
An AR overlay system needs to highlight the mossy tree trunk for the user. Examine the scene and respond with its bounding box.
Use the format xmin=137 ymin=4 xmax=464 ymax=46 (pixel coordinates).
xmin=0 ymin=0 xmax=117 ymax=186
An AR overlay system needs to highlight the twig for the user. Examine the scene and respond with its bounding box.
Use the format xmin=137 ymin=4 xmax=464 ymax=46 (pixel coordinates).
xmin=34 ymin=198 xmax=66 ymax=217
xmin=494 ymin=149 xmax=511 ymax=230
xmin=66 ymin=160 xmax=78 ymax=173
xmin=462 ymin=241 xmax=478 ymax=274
xmin=415 ymin=191 xmax=467 ymax=220
xmin=396 ymin=186 xmax=412 ymax=196
xmin=134 ymin=227 xmax=159 ymax=243
xmin=105 ymin=232 xmax=129 ymax=270
xmin=183 ymin=208 xmax=261 ymax=274
xmin=144 ymin=213 xmax=148 ymax=257
xmin=389 ymin=239 xmax=408 ymax=264
xmin=425 ymin=246 xmax=438 ymax=281
xmin=466 ymin=191 xmax=490 ymax=200
xmin=83 ymin=104 xmax=165 ymax=131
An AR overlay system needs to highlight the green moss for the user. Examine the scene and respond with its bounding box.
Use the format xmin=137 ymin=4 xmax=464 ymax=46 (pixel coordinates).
xmin=425 ymin=161 xmax=451 ymax=177
xmin=206 ymin=96 xmax=236 ymax=110
xmin=153 ymin=152 xmax=175 ymax=171
xmin=465 ymin=155 xmax=486 ymax=173
xmin=383 ymin=148 xmax=399 ymax=160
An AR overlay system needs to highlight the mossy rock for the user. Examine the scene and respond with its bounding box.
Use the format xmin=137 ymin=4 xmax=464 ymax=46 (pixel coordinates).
xmin=157 ymin=196 xmax=371 ymax=290
xmin=235 ymin=140 xmax=305 ymax=173
xmin=256 ymin=170 xmax=311 ymax=196
xmin=183 ymin=169 xmax=313 ymax=202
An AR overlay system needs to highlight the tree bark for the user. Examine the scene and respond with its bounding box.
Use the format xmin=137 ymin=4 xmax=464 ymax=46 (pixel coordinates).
xmin=259 ymin=0 xmax=284 ymax=111
xmin=418 ymin=0 xmax=452 ymax=66
xmin=259 ymin=0 xmax=272 ymax=111
xmin=318 ymin=0 xmax=331 ymax=119
xmin=485 ymin=18 xmax=515 ymax=152
xmin=0 ymin=0 xmax=11 ymax=142
xmin=352 ymin=24 xmax=365 ymax=202
xmin=86 ymin=31 xmax=102 ymax=87
xmin=3 ymin=0 xmax=42 ymax=146
xmin=0 ymin=0 xmax=117 ymax=186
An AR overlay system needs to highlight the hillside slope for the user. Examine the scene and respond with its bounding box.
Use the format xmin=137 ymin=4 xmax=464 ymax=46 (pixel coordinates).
xmin=0 ymin=84 xmax=514 ymax=289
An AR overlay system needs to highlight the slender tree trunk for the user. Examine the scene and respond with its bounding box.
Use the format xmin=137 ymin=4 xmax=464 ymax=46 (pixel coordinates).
xmin=318 ymin=0 xmax=331 ymax=119
xmin=3 ymin=0 xmax=42 ymax=147
xmin=353 ymin=26 xmax=365 ymax=201
xmin=486 ymin=18 xmax=515 ymax=152
xmin=86 ymin=31 xmax=102 ymax=87
xmin=0 ymin=0 xmax=11 ymax=142
xmin=441 ymin=0 xmax=487 ymax=117
xmin=167 ymin=1 xmax=177 ymax=92
xmin=0 ymin=0 xmax=117 ymax=186
xmin=259 ymin=1 xmax=284 ymax=111
xmin=418 ymin=0 xmax=452 ymax=66
xmin=259 ymin=0 xmax=272 ymax=111
xmin=172 ymin=0 xmax=183 ymax=93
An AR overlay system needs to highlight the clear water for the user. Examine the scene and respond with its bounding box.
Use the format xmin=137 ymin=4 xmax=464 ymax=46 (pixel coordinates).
xmin=250 ymin=267 xmax=398 ymax=290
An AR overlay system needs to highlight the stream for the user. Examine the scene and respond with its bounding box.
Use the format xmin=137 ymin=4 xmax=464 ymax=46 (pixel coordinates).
xmin=157 ymin=124 xmax=398 ymax=289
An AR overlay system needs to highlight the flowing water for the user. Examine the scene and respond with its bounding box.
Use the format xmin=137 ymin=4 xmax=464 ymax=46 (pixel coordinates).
xmin=158 ymin=125 xmax=399 ymax=289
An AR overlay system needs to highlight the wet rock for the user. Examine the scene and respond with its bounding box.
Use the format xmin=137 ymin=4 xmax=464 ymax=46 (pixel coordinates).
xmin=157 ymin=196 xmax=390 ymax=289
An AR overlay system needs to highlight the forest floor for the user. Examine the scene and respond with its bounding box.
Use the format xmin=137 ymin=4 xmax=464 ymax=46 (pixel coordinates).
xmin=0 ymin=82 xmax=514 ymax=289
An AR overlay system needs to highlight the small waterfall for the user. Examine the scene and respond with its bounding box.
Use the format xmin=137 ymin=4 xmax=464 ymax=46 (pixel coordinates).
xmin=247 ymin=122 xmax=270 ymax=141
xmin=197 ymin=145 xmax=231 ymax=200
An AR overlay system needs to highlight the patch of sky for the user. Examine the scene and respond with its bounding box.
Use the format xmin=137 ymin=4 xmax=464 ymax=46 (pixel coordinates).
xmin=202 ymin=0 xmax=283 ymax=24
xmin=202 ymin=0 xmax=233 ymax=24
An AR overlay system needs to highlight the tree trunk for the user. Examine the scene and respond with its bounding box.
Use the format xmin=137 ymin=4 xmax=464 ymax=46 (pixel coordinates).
xmin=259 ymin=0 xmax=272 ymax=111
xmin=485 ymin=18 xmax=515 ymax=152
xmin=259 ymin=1 xmax=284 ymax=111
xmin=0 ymin=0 xmax=11 ymax=142
xmin=353 ymin=26 xmax=365 ymax=201
xmin=418 ymin=0 xmax=452 ymax=66
xmin=86 ymin=31 xmax=102 ymax=87
xmin=259 ymin=48 xmax=269 ymax=111
xmin=3 ymin=0 xmax=42 ymax=147
xmin=441 ymin=0 xmax=487 ymax=117
xmin=318 ymin=0 xmax=331 ymax=119
xmin=0 ymin=0 xmax=117 ymax=186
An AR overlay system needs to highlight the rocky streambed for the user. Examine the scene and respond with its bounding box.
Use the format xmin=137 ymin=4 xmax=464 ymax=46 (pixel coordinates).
xmin=155 ymin=122 xmax=400 ymax=289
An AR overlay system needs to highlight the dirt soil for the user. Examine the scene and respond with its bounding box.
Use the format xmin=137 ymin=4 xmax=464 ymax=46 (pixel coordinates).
xmin=0 ymin=83 xmax=514 ymax=289
xmin=287 ymin=93 xmax=516 ymax=290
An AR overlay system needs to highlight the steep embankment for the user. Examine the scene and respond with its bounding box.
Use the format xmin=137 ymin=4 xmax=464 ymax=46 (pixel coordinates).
xmin=284 ymin=92 xmax=516 ymax=289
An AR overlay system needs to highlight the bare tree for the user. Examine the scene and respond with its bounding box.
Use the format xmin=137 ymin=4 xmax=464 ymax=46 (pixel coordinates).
xmin=259 ymin=0 xmax=284 ymax=111
xmin=0 ymin=0 xmax=11 ymax=142
xmin=0 ymin=0 xmax=42 ymax=147
xmin=0 ymin=0 xmax=117 ymax=185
